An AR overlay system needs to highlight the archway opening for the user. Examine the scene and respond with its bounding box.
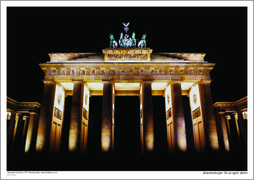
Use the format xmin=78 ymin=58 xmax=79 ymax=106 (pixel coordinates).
xmin=114 ymin=96 xmax=140 ymax=155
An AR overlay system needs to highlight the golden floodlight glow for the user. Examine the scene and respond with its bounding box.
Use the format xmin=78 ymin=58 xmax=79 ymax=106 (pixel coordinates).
xmin=242 ymin=111 xmax=248 ymax=119
xmin=7 ymin=112 xmax=11 ymax=120
xmin=69 ymin=129 xmax=78 ymax=152
xmin=87 ymin=83 xmax=103 ymax=90
xmin=101 ymin=128 xmax=111 ymax=152
xmin=114 ymin=83 xmax=140 ymax=91
xmin=151 ymin=83 xmax=167 ymax=90
xmin=36 ymin=133 xmax=44 ymax=152
xmin=210 ymin=133 xmax=219 ymax=150
xmin=25 ymin=130 xmax=32 ymax=153
xmin=176 ymin=119 xmax=187 ymax=151
xmin=146 ymin=134 xmax=154 ymax=151
xmin=181 ymin=82 xmax=193 ymax=91
xmin=61 ymin=82 xmax=74 ymax=90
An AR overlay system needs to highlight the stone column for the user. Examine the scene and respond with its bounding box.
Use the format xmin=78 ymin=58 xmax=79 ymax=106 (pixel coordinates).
xmin=225 ymin=115 xmax=233 ymax=150
xmin=217 ymin=111 xmax=230 ymax=151
xmin=101 ymin=82 xmax=113 ymax=153
xmin=230 ymin=113 xmax=241 ymax=150
xmin=141 ymin=82 xmax=154 ymax=153
xmin=36 ymin=81 xmax=55 ymax=152
xmin=20 ymin=116 xmax=29 ymax=152
xmin=140 ymin=86 xmax=144 ymax=154
xmin=12 ymin=114 xmax=24 ymax=153
xmin=199 ymin=81 xmax=219 ymax=151
xmin=171 ymin=83 xmax=187 ymax=152
xmin=24 ymin=112 xmax=38 ymax=153
xmin=7 ymin=111 xmax=17 ymax=153
xmin=238 ymin=111 xmax=247 ymax=149
xmin=69 ymin=81 xmax=83 ymax=153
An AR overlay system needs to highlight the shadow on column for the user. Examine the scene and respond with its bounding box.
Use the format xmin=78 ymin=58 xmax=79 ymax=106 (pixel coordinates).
xmin=182 ymin=96 xmax=195 ymax=153
xmin=60 ymin=96 xmax=72 ymax=154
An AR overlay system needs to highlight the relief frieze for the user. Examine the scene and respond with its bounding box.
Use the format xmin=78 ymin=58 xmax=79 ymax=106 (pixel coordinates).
xmin=166 ymin=108 xmax=172 ymax=120
xmin=47 ymin=67 xmax=209 ymax=80
xmin=83 ymin=108 xmax=88 ymax=120
xmin=192 ymin=107 xmax=201 ymax=119
xmin=107 ymin=54 xmax=148 ymax=61
xmin=54 ymin=107 xmax=62 ymax=120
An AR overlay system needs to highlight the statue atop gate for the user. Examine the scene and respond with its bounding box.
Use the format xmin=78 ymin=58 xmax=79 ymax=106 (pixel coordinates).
xmin=109 ymin=22 xmax=147 ymax=49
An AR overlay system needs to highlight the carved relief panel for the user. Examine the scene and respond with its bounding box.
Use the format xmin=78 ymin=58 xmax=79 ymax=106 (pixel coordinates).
xmin=51 ymin=68 xmax=57 ymax=75
xmin=110 ymin=69 xmax=115 ymax=75
xmin=60 ymin=68 xmax=66 ymax=75
xmin=70 ymin=68 xmax=76 ymax=75
xmin=188 ymin=68 xmax=195 ymax=75
xmin=80 ymin=68 xmax=86 ymax=75
xmin=90 ymin=69 xmax=96 ymax=75
xmin=169 ymin=69 xmax=174 ymax=75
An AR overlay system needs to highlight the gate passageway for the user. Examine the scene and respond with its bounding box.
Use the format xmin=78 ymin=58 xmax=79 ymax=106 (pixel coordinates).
xmin=114 ymin=96 xmax=141 ymax=155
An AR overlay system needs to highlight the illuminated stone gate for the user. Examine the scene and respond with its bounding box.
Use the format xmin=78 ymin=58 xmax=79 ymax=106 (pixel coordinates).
xmin=33 ymin=47 xmax=221 ymax=154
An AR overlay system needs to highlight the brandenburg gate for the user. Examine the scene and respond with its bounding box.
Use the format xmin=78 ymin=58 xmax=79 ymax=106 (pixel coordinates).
xmin=34 ymin=23 xmax=220 ymax=154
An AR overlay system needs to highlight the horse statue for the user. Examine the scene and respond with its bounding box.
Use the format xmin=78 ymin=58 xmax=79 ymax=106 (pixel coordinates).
xmin=109 ymin=34 xmax=118 ymax=48
xmin=119 ymin=32 xmax=123 ymax=48
xmin=131 ymin=32 xmax=136 ymax=47
xmin=122 ymin=34 xmax=130 ymax=47
xmin=138 ymin=33 xmax=147 ymax=48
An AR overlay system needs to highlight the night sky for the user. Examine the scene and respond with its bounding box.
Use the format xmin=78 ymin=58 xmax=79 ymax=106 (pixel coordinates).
xmin=7 ymin=6 xmax=247 ymax=103
xmin=6 ymin=7 xmax=248 ymax=154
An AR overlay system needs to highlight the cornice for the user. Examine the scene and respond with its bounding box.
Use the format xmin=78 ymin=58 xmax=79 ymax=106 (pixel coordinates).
xmin=214 ymin=96 xmax=247 ymax=112
xmin=47 ymin=51 xmax=207 ymax=63
xmin=7 ymin=97 xmax=41 ymax=112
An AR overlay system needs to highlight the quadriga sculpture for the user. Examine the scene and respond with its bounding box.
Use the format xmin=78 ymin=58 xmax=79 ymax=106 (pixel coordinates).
xmin=119 ymin=33 xmax=123 ymax=48
xmin=131 ymin=32 xmax=136 ymax=47
xmin=138 ymin=33 xmax=147 ymax=48
xmin=109 ymin=34 xmax=118 ymax=48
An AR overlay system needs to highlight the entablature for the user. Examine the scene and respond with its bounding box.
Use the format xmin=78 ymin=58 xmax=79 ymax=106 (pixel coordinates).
xmin=7 ymin=97 xmax=41 ymax=113
xmin=40 ymin=62 xmax=214 ymax=82
xmin=214 ymin=96 xmax=248 ymax=113
xmin=48 ymin=50 xmax=206 ymax=63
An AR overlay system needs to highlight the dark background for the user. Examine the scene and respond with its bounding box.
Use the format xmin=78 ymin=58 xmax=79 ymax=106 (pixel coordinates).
xmin=6 ymin=7 xmax=248 ymax=166
xmin=7 ymin=7 xmax=247 ymax=103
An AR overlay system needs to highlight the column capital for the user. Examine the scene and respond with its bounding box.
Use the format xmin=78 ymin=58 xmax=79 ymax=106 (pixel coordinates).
xmin=198 ymin=79 xmax=212 ymax=84
xmin=7 ymin=109 xmax=16 ymax=113
xmin=218 ymin=111 xmax=226 ymax=114
xmin=102 ymin=81 xmax=114 ymax=84
xmin=42 ymin=80 xmax=54 ymax=84
xmin=29 ymin=111 xmax=37 ymax=115
xmin=141 ymin=81 xmax=153 ymax=85
xmin=72 ymin=81 xmax=82 ymax=84
xmin=23 ymin=116 xmax=29 ymax=120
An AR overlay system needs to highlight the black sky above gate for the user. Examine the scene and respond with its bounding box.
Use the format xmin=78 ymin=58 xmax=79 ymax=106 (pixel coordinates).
xmin=7 ymin=7 xmax=247 ymax=103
